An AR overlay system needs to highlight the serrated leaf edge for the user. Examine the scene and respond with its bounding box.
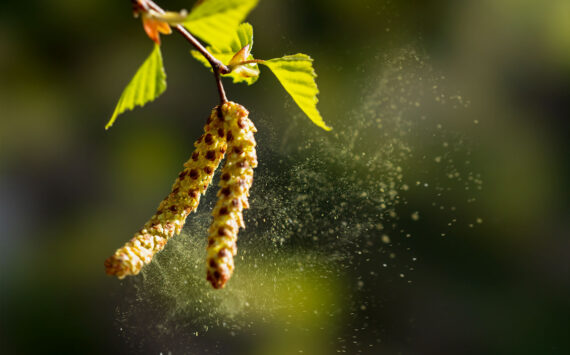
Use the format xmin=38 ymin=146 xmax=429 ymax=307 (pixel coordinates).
xmin=105 ymin=44 xmax=167 ymax=130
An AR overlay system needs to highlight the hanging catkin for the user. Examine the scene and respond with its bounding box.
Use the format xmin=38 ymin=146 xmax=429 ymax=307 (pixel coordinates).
xmin=105 ymin=108 xmax=227 ymax=278
xmin=206 ymin=102 xmax=257 ymax=288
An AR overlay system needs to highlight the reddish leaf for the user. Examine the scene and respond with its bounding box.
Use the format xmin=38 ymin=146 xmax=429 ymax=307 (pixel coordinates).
xmin=142 ymin=14 xmax=172 ymax=45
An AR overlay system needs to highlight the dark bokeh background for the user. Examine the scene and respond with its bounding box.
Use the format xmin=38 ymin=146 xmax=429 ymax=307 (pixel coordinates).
xmin=1 ymin=0 xmax=569 ymax=354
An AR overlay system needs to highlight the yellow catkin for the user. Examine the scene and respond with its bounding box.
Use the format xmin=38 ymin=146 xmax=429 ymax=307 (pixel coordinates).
xmin=206 ymin=102 xmax=257 ymax=289
xmin=105 ymin=108 xmax=228 ymax=278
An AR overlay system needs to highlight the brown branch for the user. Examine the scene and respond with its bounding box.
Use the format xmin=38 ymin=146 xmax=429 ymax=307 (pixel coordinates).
xmin=214 ymin=70 xmax=228 ymax=103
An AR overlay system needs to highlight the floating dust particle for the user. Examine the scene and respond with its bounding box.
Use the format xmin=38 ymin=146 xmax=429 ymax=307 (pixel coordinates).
xmin=116 ymin=47 xmax=482 ymax=353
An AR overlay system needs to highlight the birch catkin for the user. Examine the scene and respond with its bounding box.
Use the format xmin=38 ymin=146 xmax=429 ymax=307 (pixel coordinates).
xmin=206 ymin=102 xmax=257 ymax=289
xmin=105 ymin=108 xmax=227 ymax=278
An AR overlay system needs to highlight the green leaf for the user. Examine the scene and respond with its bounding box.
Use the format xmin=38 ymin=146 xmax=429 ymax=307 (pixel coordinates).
xmin=262 ymin=54 xmax=331 ymax=131
xmin=190 ymin=23 xmax=259 ymax=85
xmin=105 ymin=44 xmax=167 ymax=130
xmin=184 ymin=0 xmax=259 ymax=47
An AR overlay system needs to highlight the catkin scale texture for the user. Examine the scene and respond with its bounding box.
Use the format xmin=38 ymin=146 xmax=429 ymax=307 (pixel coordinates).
xmin=206 ymin=102 xmax=257 ymax=289
xmin=104 ymin=108 xmax=227 ymax=278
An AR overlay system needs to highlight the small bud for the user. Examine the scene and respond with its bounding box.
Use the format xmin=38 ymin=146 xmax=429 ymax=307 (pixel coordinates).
xmin=229 ymin=45 xmax=251 ymax=67
xmin=227 ymin=45 xmax=261 ymax=78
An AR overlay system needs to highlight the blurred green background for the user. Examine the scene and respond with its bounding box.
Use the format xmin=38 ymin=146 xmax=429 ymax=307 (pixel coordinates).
xmin=1 ymin=0 xmax=569 ymax=354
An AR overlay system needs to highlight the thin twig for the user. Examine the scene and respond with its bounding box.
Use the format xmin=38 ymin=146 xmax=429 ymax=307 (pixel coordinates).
xmin=214 ymin=70 xmax=228 ymax=103
xmin=140 ymin=0 xmax=231 ymax=104
xmin=171 ymin=22 xmax=230 ymax=103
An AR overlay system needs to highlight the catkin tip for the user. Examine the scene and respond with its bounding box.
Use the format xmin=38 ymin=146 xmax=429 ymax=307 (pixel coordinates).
xmin=104 ymin=253 xmax=138 ymax=278
xmin=206 ymin=267 xmax=232 ymax=289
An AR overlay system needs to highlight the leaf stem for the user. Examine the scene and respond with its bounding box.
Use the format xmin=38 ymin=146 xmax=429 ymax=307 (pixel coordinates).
xmin=138 ymin=0 xmax=230 ymax=104
xmin=232 ymin=59 xmax=265 ymax=67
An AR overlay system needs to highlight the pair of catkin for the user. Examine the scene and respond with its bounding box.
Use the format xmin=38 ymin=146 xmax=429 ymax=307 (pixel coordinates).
xmin=104 ymin=102 xmax=257 ymax=289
